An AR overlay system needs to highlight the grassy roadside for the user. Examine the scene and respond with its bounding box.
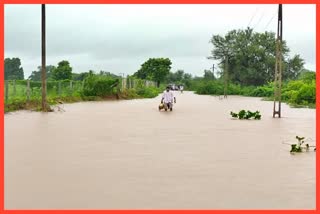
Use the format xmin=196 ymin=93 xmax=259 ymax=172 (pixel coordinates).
xmin=4 ymin=87 xmax=163 ymax=113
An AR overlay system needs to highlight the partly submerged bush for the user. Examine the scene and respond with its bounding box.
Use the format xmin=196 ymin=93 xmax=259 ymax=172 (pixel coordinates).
xmin=230 ymin=110 xmax=261 ymax=120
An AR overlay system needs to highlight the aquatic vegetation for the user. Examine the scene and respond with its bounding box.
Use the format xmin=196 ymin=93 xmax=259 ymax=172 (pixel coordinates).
xmin=238 ymin=110 xmax=246 ymax=119
xmin=290 ymin=136 xmax=316 ymax=153
xmin=290 ymin=144 xmax=302 ymax=153
xmin=230 ymin=111 xmax=238 ymax=118
xmin=254 ymin=111 xmax=261 ymax=120
xmin=230 ymin=110 xmax=261 ymax=120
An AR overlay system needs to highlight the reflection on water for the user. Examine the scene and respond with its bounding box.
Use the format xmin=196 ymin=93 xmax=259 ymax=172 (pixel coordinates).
xmin=5 ymin=92 xmax=315 ymax=209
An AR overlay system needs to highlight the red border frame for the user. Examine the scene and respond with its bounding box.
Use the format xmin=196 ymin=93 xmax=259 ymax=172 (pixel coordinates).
xmin=1 ymin=1 xmax=318 ymax=214
xmin=0 ymin=2 xmax=3 ymax=214
xmin=1 ymin=1 xmax=319 ymax=4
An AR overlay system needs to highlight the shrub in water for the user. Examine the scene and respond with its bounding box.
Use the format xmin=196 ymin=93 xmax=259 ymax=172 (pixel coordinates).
xmin=230 ymin=110 xmax=261 ymax=120
xmin=238 ymin=110 xmax=246 ymax=119
xmin=230 ymin=111 xmax=238 ymax=118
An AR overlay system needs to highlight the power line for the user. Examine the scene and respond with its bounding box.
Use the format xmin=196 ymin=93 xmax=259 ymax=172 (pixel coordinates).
xmin=252 ymin=9 xmax=266 ymax=31
xmin=247 ymin=6 xmax=259 ymax=27
xmin=264 ymin=11 xmax=277 ymax=30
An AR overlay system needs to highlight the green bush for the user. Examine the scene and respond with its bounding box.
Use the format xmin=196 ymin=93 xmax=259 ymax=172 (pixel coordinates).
xmin=248 ymin=85 xmax=274 ymax=97
xmin=194 ymin=80 xmax=224 ymax=95
xmin=136 ymin=86 xmax=161 ymax=98
xmin=191 ymin=74 xmax=315 ymax=108
xmin=238 ymin=85 xmax=255 ymax=96
xmin=298 ymin=71 xmax=316 ymax=83
xmin=230 ymin=110 xmax=261 ymax=120
xmin=295 ymin=82 xmax=315 ymax=104
xmin=228 ymin=84 xmax=242 ymax=95
xmin=82 ymin=75 xmax=117 ymax=97
xmin=193 ymin=80 xmax=269 ymax=96
xmin=282 ymin=78 xmax=315 ymax=107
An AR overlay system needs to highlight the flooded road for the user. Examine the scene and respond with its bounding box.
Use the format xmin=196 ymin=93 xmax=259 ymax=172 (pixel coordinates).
xmin=5 ymin=91 xmax=315 ymax=209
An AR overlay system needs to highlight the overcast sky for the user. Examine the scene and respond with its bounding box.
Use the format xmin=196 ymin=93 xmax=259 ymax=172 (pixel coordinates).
xmin=5 ymin=4 xmax=316 ymax=78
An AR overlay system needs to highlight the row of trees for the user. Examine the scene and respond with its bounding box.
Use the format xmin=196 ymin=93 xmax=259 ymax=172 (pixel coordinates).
xmin=4 ymin=58 xmax=73 ymax=81
xmin=4 ymin=55 xmax=191 ymax=86
xmin=28 ymin=60 xmax=72 ymax=81
xmin=5 ymin=58 xmax=119 ymax=82
xmin=5 ymin=56 xmax=187 ymax=88
xmin=132 ymin=28 xmax=306 ymax=88
xmin=5 ymin=27 xmax=308 ymax=88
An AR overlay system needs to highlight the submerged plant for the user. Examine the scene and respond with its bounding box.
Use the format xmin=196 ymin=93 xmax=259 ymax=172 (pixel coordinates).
xmin=230 ymin=110 xmax=262 ymax=120
xmin=254 ymin=111 xmax=261 ymax=120
xmin=290 ymin=144 xmax=302 ymax=152
xmin=238 ymin=110 xmax=246 ymax=119
xmin=230 ymin=111 xmax=238 ymax=118
xmin=296 ymin=136 xmax=305 ymax=141
xmin=290 ymin=136 xmax=315 ymax=153
xmin=246 ymin=111 xmax=255 ymax=119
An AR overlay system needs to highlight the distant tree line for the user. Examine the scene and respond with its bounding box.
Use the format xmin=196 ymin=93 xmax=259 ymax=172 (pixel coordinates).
xmin=4 ymin=27 xmax=310 ymax=87
xmin=4 ymin=58 xmax=121 ymax=82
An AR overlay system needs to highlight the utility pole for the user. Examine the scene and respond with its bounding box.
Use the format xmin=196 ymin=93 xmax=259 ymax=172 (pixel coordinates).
xmin=41 ymin=4 xmax=47 ymax=111
xmin=273 ymin=4 xmax=283 ymax=118
xmin=224 ymin=55 xmax=228 ymax=98
xmin=211 ymin=64 xmax=215 ymax=79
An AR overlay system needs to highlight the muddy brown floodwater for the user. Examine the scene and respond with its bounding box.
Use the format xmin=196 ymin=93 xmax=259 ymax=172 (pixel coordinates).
xmin=5 ymin=91 xmax=315 ymax=209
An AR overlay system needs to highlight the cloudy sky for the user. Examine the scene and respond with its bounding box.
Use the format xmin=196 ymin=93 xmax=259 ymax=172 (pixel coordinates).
xmin=5 ymin=4 xmax=316 ymax=78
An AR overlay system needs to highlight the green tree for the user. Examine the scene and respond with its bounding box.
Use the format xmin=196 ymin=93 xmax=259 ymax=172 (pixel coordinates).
xmin=203 ymin=69 xmax=215 ymax=80
xmin=51 ymin=60 xmax=72 ymax=80
xmin=183 ymin=73 xmax=192 ymax=81
xmin=28 ymin=65 xmax=55 ymax=81
xmin=283 ymin=55 xmax=305 ymax=80
xmin=182 ymin=73 xmax=193 ymax=89
xmin=4 ymin=58 xmax=24 ymax=80
xmin=166 ymin=69 xmax=185 ymax=83
xmin=135 ymin=58 xmax=172 ymax=87
xmin=298 ymin=70 xmax=315 ymax=82
xmin=98 ymin=70 xmax=119 ymax=78
xmin=72 ymin=72 xmax=90 ymax=81
xmin=175 ymin=70 xmax=184 ymax=82
xmin=208 ymin=28 xmax=303 ymax=86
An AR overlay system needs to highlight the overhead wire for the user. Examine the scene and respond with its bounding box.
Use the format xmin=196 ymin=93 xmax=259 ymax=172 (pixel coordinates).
xmin=252 ymin=9 xmax=266 ymax=31
xmin=247 ymin=6 xmax=259 ymax=27
xmin=264 ymin=11 xmax=277 ymax=30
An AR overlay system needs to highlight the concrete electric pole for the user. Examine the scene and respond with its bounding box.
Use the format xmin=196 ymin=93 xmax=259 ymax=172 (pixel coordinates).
xmin=273 ymin=4 xmax=283 ymax=118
